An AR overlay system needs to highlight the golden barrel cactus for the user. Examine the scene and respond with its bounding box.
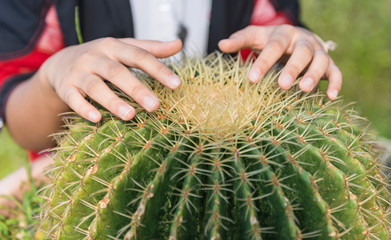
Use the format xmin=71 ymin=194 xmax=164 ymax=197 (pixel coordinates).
xmin=38 ymin=53 xmax=391 ymax=239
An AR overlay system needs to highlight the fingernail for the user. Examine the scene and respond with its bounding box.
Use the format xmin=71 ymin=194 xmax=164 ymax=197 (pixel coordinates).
xmin=168 ymin=75 xmax=181 ymax=88
xmin=248 ymin=69 xmax=260 ymax=83
xmin=280 ymin=74 xmax=293 ymax=89
xmin=88 ymin=111 xmax=100 ymax=122
xmin=302 ymin=78 xmax=314 ymax=91
xmin=329 ymin=90 xmax=338 ymax=100
xmin=119 ymin=104 xmax=133 ymax=119
xmin=144 ymin=95 xmax=159 ymax=111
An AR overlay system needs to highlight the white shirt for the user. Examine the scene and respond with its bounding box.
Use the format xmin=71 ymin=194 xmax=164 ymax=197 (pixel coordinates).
xmin=130 ymin=0 xmax=212 ymax=56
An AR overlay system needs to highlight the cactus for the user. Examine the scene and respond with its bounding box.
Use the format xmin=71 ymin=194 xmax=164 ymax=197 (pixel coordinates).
xmin=38 ymin=53 xmax=391 ymax=239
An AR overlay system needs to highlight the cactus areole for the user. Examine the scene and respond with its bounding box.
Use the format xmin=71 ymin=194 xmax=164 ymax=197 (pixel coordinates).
xmin=39 ymin=53 xmax=391 ymax=240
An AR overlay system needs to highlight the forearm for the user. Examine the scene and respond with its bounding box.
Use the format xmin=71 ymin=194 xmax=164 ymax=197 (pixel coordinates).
xmin=5 ymin=71 xmax=69 ymax=151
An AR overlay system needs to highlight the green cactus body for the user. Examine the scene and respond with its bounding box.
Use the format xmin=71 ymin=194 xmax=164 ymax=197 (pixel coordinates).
xmin=39 ymin=53 xmax=391 ymax=239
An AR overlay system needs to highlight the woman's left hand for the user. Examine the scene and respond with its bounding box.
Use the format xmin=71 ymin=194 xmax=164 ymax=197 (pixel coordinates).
xmin=218 ymin=25 xmax=342 ymax=100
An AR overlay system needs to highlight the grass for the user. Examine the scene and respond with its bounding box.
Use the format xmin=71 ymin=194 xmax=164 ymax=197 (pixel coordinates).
xmin=0 ymin=178 xmax=42 ymax=239
xmin=0 ymin=0 xmax=390 ymax=178
xmin=0 ymin=129 xmax=27 ymax=179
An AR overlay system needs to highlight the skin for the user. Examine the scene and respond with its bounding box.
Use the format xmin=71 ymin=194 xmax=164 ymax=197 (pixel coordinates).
xmin=5 ymin=25 xmax=342 ymax=151
xmin=219 ymin=25 xmax=342 ymax=99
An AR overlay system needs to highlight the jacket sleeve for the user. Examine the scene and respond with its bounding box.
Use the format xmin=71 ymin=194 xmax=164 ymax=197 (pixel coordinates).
xmin=0 ymin=0 xmax=64 ymax=128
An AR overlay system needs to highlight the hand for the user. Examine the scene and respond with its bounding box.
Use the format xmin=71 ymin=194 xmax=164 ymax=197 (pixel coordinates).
xmin=39 ymin=38 xmax=182 ymax=123
xmin=218 ymin=25 xmax=342 ymax=100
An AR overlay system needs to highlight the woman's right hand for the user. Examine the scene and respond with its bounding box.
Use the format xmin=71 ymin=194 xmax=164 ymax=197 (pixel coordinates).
xmin=39 ymin=37 xmax=183 ymax=123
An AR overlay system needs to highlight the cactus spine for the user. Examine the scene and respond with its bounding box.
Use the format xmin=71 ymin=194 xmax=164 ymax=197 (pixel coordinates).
xmin=39 ymin=53 xmax=391 ymax=239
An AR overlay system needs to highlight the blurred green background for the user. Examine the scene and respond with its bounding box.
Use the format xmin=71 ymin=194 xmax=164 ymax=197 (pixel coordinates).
xmin=0 ymin=128 xmax=27 ymax=179
xmin=1 ymin=0 xmax=390 ymax=179
xmin=301 ymin=0 xmax=391 ymax=138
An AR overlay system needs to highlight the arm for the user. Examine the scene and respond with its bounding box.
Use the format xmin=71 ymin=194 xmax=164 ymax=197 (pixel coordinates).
xmin=5 ymin=38 xmax=182 ymax=151
xmin=5 ymin=70 xmax=68 ymax=151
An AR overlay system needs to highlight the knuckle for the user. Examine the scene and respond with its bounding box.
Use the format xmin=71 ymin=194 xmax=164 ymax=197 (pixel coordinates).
xmin=77 ymin=53 xmax=94 ymax=65
xmin=133 ymin=48 xmax=152 ymax=66
xmin=61 ymin=86 xmax=76 ymax=104
xmin=279 ymin=24 xmax=295 ymax=34
xmin=148 ymin=44 xmax=160 ymax=54
xmin=286 ymin=63 xmax=302 ymax=76
xmin=84 ymin=78 xmax=102 ymax=96
xmin=152 ymin=63 xmax=168 ymax=77
xmin=107 ymin=96 xmax=121 ymax=111
xmin=321 ymin=56 xmax=331 ymax=68
xmin=330 ymin=64 xmax=342 ymax=78
xmin=106 ymin=61 xmax=124 ymax=79
xmin=268 ymin=39 xmax=285 ymax=51
xmin=337 ymin=68 xmax=343 ymax=78
xmin=130 ymin=83 xmax=145 ymax=97
xmin=314 ymin=50 xmax=333 ymax=68
xmin=309 ymin=69 xmax=322 ymax=79
xmin=335 ymin=69 xmax=343 ymax=82
xmin=328 ymin=67 xmax=343 ymax=89
xmin=254 ymin=35 xmax=267 ymax=48
xmin=100 ymin=37 xmax=117 ymax=47
xmin=315 ymin=48 xmax=328 ymax=56
xmin=68 ymin=64 xmax=80 ymax=74
xmin=255 ymin=58 xmax=271 ymax=73
xmin=62 ymin=88 xmax=72 ymax=104
xmin=315 ymin=49 xmax=330 ymax=62
xmin=299 ymin=41 xmax=314 ymax=54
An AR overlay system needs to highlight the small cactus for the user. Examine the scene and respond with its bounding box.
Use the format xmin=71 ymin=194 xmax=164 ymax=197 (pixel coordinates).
xmin=39 ymin=53 xmax=391 ymax=239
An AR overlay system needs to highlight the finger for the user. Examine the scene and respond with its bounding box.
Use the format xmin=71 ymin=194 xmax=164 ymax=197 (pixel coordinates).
xmin=248 ymin=28 xmax=293 ymax=83
xmin=104 ymin=40 xmax=181 ymax=89
xmin=325 ymin=61 xmax=343 ymax=100
xmin=91 ymin=59 xmax=160 ymax=112
xmin=218 ymin=25 xmax=272 ymax=53
xmin=278 ymin=40 xmax=314 ymax=90
xmin=78 ymin=75 xmax=136 ymax=120
xmin=118 ymin=38 xmax=183 ymax=58
xmin=299 ymin=49 xmax=330 ymax=92
xmin=59 ymin=86 xmax=102 ymax=123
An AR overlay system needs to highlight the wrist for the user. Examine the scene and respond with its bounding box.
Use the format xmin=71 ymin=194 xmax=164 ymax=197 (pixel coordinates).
xmin=35 ymin=67 xmax=69 ymax=112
